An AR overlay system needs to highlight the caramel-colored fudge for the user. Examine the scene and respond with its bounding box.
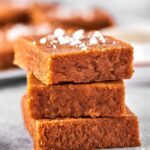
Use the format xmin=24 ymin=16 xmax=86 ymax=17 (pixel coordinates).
xmin=0 ymin=44 xmax=14 ymax=70
xmin=22 ymin=95 xmax=140 ymax=150
xmin=31 ymin=4 xmax=115 ymax=30
xmin=14 ymin=29 xmax=133 ymax=85
xmin=0 ymin=23 xmax=52 ymax=70
xmin=0 ymin=4 xmax=30 ymax=26
xmin=0 ymin=29 xmax=15 ymax=70
xmin=27 ymin=73 xmax=125 ymax=119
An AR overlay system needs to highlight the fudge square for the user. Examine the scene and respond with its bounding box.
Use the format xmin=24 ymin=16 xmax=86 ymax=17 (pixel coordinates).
xmin=27 ymin=73 xmax=125 ymax=119
xmin=31 ymin=3 xmax=115 ymax=30
xmin=22 ymin=95 xmax=140 ymax=150
xmin=14 ymin=29 xmax=133 ymax=85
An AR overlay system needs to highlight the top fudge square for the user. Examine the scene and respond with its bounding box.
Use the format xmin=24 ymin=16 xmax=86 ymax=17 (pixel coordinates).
xmin=14 ymin=29 xmax=133 ymax=85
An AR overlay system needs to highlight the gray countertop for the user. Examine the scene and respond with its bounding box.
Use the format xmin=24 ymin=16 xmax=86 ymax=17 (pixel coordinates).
xmin=0 ymin=67 xmax=150 ymax=150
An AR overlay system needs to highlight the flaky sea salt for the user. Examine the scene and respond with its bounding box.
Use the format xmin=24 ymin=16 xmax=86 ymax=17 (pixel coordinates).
xmin=89 ymin=37 xmax=98 ymax=45
xmin=92 ymin=31 xmax=106 ymax=43
xmin=81 ymin=47 xmax=87 ymax=50
xmin=69 ymin=38 xmax=81 ymax=46
xmin=58 ymin=36 xmax=70 ymax=44
xmin=99 ymin=36 xmax=106 ymax=43
xmin=92 ymin=31 xmax=102 ymax=37
xmin=79 ymin=43 xmax=87 ymax=50
xmin=54 ymin=28 xmax=65 ymax=37
xmin=40 ymin=37 xmax=47 ymax=44
xmin=72 ymin=29 xmax=84 ymax=39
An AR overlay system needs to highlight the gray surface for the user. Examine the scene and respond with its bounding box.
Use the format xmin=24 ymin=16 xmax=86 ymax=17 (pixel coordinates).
xmin=0 ymin=80 xmax=32 ymax=150
xmin=0 ymin=69 xmax=25 ymax=82
xmin=0 ymin=67 xmax=150 ymax=150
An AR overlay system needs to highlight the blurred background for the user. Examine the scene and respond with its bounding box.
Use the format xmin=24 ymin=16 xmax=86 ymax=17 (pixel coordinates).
xmin=0 ymin=0 xmax=149 ymax=149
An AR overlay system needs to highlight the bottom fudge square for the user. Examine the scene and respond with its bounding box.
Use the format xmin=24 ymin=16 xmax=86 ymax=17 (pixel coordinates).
xmin=27 ymin=73 xmax=125 ymax=119
xmin=22 ymin=95 xmax=140 ymax=150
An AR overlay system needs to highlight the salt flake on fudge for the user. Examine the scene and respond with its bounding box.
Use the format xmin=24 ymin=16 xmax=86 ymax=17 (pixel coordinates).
xmin=40 ymin=37 xmax=47 ymax=44
xmin=72 ymin=29 xmax=84 ymax=39
xmin=54 ymin=28 xmax=65 ymax=37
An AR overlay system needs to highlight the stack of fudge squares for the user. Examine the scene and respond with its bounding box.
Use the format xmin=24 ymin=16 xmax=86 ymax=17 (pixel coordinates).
xmin=14 ymin=28 xmax=141 ymax=149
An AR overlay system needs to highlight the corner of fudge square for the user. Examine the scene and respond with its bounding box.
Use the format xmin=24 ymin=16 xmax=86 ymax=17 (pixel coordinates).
xmin=14 ymin=28 xmax=134 ymax=85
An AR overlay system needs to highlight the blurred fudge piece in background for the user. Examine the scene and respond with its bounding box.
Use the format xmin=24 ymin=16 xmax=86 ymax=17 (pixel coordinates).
xmin=31 ymin=3 xmax=115 ymax=30
xmin=0 ymin=23 xmax=52 ymax=70
xmin=0 ymin=4 xmax=31 ymax=26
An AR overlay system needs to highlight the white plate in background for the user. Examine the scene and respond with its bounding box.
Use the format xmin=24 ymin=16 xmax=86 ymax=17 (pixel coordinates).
xmin=102 ymin=24 xmax=150 ymax=66
xmin=133 ymin=43 xmax=150 ymax=66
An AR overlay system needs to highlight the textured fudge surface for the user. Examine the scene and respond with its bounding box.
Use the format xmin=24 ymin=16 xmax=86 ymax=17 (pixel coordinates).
xmin=14 ymin=29 xmax=133 ymax=85
xmin=27 ymin=73 xmax=125 ymax=119
xmin=0 ymin=23 xmax=52 ymax=70
xmin=31 ymin=3 xmax=115 ymax=30
xmin=22 ymin=95 xmax=140 ymax=150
